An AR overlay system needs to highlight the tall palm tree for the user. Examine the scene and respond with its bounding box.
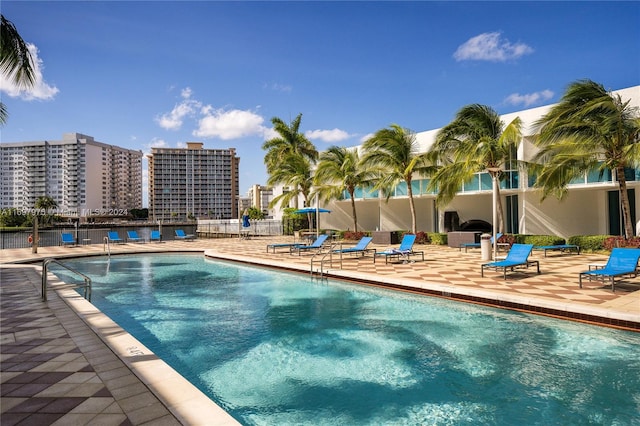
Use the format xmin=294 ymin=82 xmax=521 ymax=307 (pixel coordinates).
xmin=267 ymin=153 xmax=314 ymax=211
xmin=427 ymin=104 xmax=523 ymax=233
xmin=532 ymin=79 xmax=640 ymax=239
xmin=34 ymin=195 xmax=58 ymax=226
xmin=313 ymin=146 xmax=375 ymax=232
xmin=361 ymin=124 xmax=434 ymax=234
xmin=262 ymin=113 xmax=318 ymax=209
xmin=0 ymin=15 xmax=35 ymax=125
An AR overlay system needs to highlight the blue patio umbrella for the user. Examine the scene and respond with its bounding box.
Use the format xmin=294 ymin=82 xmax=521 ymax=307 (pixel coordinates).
xmin=242 ymin=215 xmax=250 ymax=228
xmin=293 ymin=207 xmax=331 ymax=214
xmin=293 ymin=207 xmax=331 ymax=237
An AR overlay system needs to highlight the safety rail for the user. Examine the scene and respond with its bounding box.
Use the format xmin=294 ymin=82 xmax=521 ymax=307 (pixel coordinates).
xmin=310 ymin=242 xmax=343 ymax=278
xmin=103 ymin=236 xmax=111 ymax=257
xmin=42 ymin=258 xmax=92 ymax=302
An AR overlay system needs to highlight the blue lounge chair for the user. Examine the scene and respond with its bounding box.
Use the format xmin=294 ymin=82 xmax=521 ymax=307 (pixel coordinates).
xmin=127 ymin=230 xmax=144 ymax=243
xmin=481 ymin=243 xmax=539 ymax=279
xmin=579 ymin=248 xmax=640 ymax=292
xmin=375 ymin=234 xmax=424 ymax=264
xmin=175 ymin=229 xmax=195 ymax=240
xmin=290 ymin=234 xmax=329 ymax=255
xmin=332 ymin=236 xmax=375 ymax=258
xmin=460 ymin=233 xmax=503 ymax=252
xmin=267 ymin=241 xmax=304 ymax=253
xmin=107 ymin=231 xmax=124 ymax=244
xmin=150 ymin=230 xmax=162 ymax=242
xmin=61 ymin=233 xmax=76 ymax=246
xmin=534 ymin=244 xmax=580 ymax=257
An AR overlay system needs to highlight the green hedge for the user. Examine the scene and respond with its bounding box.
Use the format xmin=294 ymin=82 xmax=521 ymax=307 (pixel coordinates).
xmin=427 ymin=232 xmax=447 ymax=245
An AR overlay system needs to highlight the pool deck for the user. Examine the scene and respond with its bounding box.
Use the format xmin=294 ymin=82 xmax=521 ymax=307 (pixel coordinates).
xmin=2 ymin=237 xmax=639 ymax=425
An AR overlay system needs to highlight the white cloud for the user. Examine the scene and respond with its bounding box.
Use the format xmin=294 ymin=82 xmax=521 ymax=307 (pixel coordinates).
xmin=181 ymin=87 xmax=193 ymax=99
xmin=358 ymin=133 xmax=375 ymax=143
xmin=504 ymin=89 xmax=554 ymax=107
xmin=194 ymin=108 xmax=266 ymax=140
xmin=305 ymin=128 xmax=351 ymax=143
xmin=155 ymin=98 xmax=202 ymax=130
xmin=0 ymin=43 xmax=59 ymax=100
xmin=454 ymin=32 xmax=533 ymax=62
xmin=263 ymin=82 xmax=292 ymax=93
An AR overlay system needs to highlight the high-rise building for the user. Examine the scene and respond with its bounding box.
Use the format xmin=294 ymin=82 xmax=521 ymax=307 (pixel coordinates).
xmin=147 ymin=142 xmax=240 ymax=221
xmin=1 ymin=133 xmax=143 ymax=217
xmin=247 ymin=184 xmax=274 ymax=218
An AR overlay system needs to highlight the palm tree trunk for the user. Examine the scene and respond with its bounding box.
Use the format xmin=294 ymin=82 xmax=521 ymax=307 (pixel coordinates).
xmin=407 ymin=181 xmax=417 ymax=234
xmin=496 ymin=186 xmax=505 ymax=233
xmin=349 ymin=191 xmax=359 ymax=232
xmin=617 ymin=165 xmax=635 ymax=239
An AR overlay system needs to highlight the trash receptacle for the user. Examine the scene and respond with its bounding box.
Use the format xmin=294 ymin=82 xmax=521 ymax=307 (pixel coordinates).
xmin=480 ymin=233 xmax=492 ymax=260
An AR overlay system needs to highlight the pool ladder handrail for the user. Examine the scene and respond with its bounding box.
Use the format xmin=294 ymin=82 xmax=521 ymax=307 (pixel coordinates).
xmin=42 ymin=258 xmax=92 ymax=302
xmin=310 ymin=242 xmax=343 ymax=278
xmin=103 ymin=236 xmax=111 ymax=257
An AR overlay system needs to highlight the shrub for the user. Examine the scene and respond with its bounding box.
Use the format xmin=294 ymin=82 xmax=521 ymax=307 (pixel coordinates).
xmin=413 ymin=231 xmax=430 ymax=244
xmin=342 ymin=231 xmax=368 ymax=241
xmin=568 ymin=235 xmax=608 ymax=251
xmin=427 ymin=232 xmax=447 ymax=245
xmin=602 ymin=236 xmax=640 ymax=250
xmin=516 ymin=234 xmax=565 ymax=246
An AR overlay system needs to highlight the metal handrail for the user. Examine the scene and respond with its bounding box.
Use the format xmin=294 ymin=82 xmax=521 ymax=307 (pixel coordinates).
xmin=42 ymin=258 xmax=92 ymax=302
xmin=103 ymin=236 xmax=111 ymax=257
xmin=310 ymin=242 xmax=342 ymax=278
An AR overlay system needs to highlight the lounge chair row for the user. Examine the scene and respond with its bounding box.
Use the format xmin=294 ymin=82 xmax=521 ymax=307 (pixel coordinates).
xmin=267 ymin=235 xmax=640 ymax=291
xmin=268 ymin=234 xmax=424 ymax=264
xmin=61 ymin=229 xmax=194 ymax=245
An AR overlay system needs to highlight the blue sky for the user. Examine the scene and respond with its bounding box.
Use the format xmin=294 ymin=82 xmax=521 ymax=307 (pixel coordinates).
xmin=2 ymin=1 xmax=639 ymax=206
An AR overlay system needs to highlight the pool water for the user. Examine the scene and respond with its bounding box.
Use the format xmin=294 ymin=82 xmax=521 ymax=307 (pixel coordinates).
xmin=55 ymin=254 xmax=640 ymax=425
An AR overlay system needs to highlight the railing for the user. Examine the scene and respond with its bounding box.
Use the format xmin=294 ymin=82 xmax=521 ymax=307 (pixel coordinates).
xmin=310 ymin=242 xmax=342 ymax=278
xmin=42 ymin=258 xmax=92 ymax=302
xmin=103 ymin=237 xmax=111 ymax=257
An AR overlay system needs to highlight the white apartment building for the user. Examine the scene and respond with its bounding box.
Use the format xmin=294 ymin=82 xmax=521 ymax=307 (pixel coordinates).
xmin=147 ymin=142 xmax=240 ymax=222
xmin=1 ymin=133 xmax=143 ymax=218
xmin=275 ymin=85 xmax=640 ymax=239
xmin=247 ymin=184 xmax=274 ymax=218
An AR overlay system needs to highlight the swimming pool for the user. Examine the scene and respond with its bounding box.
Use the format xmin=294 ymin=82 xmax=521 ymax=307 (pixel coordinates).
xmin=55 ymin=254 xmax=640 ymax=425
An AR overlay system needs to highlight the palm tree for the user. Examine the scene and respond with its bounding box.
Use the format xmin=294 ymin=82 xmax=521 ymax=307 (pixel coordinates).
xmin=0 ymin=15 xmax=35 ymax=125
xmin=267 ymin=153 xmax=314 ymax=211
xmin=34 ymin=195 xmax=58 ymax=226
xmin=427 ymin=104 xmax=523 ymax=234
xmin=262 ymin=114 xmax=318 ymax=209
xmin=361 ymin=124 xmax=435 ymax=234
xmin=532 ymin=79 xmax=640 ymax=239
xmin=313 ymin=146 xmax=375 ymax=232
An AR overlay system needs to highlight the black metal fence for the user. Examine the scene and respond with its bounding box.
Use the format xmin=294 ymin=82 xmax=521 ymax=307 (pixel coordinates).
xmin=0 ymin=224 xmax=198 ymax=249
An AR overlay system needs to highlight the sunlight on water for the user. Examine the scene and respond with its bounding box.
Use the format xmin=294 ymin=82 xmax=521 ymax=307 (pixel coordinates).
xmin=55 ymin=254 xmax=640 ymax=426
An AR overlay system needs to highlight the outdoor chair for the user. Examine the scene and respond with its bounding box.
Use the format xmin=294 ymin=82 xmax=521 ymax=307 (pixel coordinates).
xmin=267 ymin=241 xmax=305 ymax=253
xmin=61 ymin=233 xmax=76 ymax=246
xmin=374 ymin=234 xmax=424 ymax=264
xmin=175 ymin=229 xmax=195 ymax=240
xmin=460 ymin=233 xmax=503 ymax=252
xmin=127 ymin=230 xmax=145 ymax=243
xmin=290 ymin=234 xmax=329 ymax=255
xmin=534 ymin=244 xmax=580 ymax=257
xmin=150 ymin=230 xmax=162 ymax=242
xmin=481 ymin=243 xmax=539 ymax=279
xmin=578 ymin=248 xmax=640 ymax=292
xmin=332 ymin=236 xmax=375 ymax=258
xmin=107 ymin=231 xmax=124 ymax=244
